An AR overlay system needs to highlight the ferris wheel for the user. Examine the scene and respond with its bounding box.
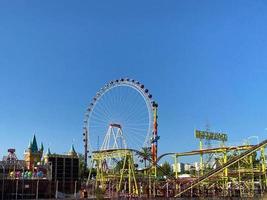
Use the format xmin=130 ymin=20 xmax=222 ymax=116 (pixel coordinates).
xmin=83 ymin=78 xmax=158 ymax=167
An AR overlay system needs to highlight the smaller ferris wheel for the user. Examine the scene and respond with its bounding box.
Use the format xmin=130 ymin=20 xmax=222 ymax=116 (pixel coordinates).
xmin=83 ymin=78 xmax=159 ymax=168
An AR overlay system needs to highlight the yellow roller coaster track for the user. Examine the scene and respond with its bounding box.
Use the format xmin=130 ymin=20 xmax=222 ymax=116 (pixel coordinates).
xmin=175 ymin=139 xmax=267 ymax=197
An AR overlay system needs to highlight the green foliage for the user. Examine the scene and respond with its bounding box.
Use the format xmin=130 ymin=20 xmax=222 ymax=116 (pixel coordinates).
xmin=95 ymin=188 xmax=104 ymax=200
xmin=89 ymin=168 xmax=97 ymax=178
xmin=137 ymin=147 xmax=152 ymax=168
xmin=79 ymin=153 xmax=89 ymax=179
xmin=217 ymin=151 xmax=260 ymax=170
xmin=114 ymin=159 xmax=127 ymax=172
xmin=157 ymin=161 xmax=172 ymax=178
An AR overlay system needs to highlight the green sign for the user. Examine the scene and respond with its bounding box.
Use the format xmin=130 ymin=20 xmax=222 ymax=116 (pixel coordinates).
xmin=195 ymin=130 xmax=228 ymax=142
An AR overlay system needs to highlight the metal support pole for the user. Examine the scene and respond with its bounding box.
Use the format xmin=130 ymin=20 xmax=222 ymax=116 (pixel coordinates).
xmin=174 ymin=155 xmax=178 ymax=191
xmin=152 ymin=104 xmax=158 ymax=178
xmin=55 ymin=180 xmax=58 ymax=199
xmin=166 ymin=182 xmax=169 ymax=198
xmin=15 ymin=179 xmax=18 ymax=200
xmin=0 ymin=165 xmax=5 ymax=200
xmin=259 ymin=172 xmax=263 ymax=196
xmin=87 ymin=159 xmax=94 ymax=186
xmin=191 ymin=182 xmax=193 ymax=197
xmin=74 ymin=181 xmax=77 ymax=199
xmin=118 ymin=155 xmax=127 ymax=191
xmin=238 ymin=160 xmax=242 ymax=198
xmin=200 ymin=139 xmax=204 ymax=176
xmin=174 ymin=155 xmax=178 ymax=179
xmin=22 ymin=167 xmax=25 ymax=199
xmin=84 ymin=127 xmax=88 ymax=177
xmin=108 ymin=181 xmax=111 ymax=198
xmin=139 ymin=182 xmax=141 ymax=197
xmin=250 ymin=154 xmax=255 ymax=197
xmin=223 ymin=150 xmax=228 ymax=196
xmin=128 ymin=158 xmax=131 ymax=195
xmin=153 ymin=181 xmax=156 ymax=197
xmin=261 ymin=146 xmax=267 ymax=188
xmin=36 ymin=179 xmax=39 ymax=200
xmin=149 ymin=174 xmax=151 ymax=197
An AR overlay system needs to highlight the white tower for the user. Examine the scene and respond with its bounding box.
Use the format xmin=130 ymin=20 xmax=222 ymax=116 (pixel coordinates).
xmin=101 ymin=123 xmax=127 ymax=150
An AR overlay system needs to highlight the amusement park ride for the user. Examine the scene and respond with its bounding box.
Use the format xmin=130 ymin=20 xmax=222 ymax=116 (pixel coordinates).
xmin=82 ymin=78 xmax=267 ymax=198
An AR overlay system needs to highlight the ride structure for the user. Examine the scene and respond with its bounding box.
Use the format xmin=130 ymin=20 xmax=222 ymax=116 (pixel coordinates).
xmin=174 ymin=139 xmax=267 ymax=198
xmin=83 ymin=78 xmax=159 ymax=197
xmin=82 ymin=77 xmax=267 ymax=199
xmin=151 ymin=101 xmax=159 ymax=177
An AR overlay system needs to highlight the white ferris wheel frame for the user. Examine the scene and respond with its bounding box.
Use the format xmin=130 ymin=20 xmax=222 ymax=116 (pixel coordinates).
xmin=83 ymin=78 xmax=154 ymax=153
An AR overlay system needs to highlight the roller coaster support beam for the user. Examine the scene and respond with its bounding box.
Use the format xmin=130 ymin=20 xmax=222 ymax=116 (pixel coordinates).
xmin=223 ymin=149 xmax=228 ymax=196
xmin=175 ymin=139 xmax=267 ymax=197
xmin=260 ymin=146 xmax=267 ymax=189
xmin=88 ymin=149 xmax=139 ymax=195
xmin=237 ymin=157 xmax=242 ymax=198
xmin=174 ymin=155 xmax=178 ymax=179
xmin=174 ymin=155 xmax=179 ymax=191
xmin=249 ymin=154 xmax=255 ymax=197
xmin=199 ymin=139 xmax=204 ymax=176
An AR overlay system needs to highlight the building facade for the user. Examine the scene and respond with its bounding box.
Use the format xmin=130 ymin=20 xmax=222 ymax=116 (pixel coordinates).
xmin=24 ymin=135 xmax=44 ymax=170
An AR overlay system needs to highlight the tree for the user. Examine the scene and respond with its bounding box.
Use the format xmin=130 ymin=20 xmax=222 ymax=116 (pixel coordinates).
xmin=114 ymin=158 xmax=127 ymax=172
xmin=157 ymin=161 xmax=172 ymax=179
xmin=78 ymin=153 xmax=89 ymax=180
xmin=138 ymin=147 xmax=152 ymax=168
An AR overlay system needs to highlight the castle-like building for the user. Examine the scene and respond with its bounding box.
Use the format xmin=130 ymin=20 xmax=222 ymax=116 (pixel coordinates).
xmin=24 ymin=134 xmax=44 ymax=170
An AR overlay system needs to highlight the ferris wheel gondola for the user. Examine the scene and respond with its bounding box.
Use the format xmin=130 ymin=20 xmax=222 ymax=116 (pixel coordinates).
xmin=83 ymin=78 xmax=158 ymax=168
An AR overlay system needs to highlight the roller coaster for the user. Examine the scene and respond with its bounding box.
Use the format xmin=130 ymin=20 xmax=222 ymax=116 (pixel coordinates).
xmin=175 ymin=139 xmax=267 ymax=197
xmin=83 ymin=78 xmax=267 ymax=198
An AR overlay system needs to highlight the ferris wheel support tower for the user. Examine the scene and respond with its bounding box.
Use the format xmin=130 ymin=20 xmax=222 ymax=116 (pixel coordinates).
xmin=83 ymin=78 xmax=160 ymax=177
xmin=151 ymin=102 xmax=159 ymax=176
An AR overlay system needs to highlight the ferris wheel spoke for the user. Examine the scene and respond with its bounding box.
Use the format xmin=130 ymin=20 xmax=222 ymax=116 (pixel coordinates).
xmin=124 ymin=127 xmax=148 ymax=133
xmin=124 ymin=110 xmax=149 ymax=125
xmin=91 ymin=104 xmax=110 ymax=121
xmin=124 ymin=132 xmax=147 ymax=148
xmin=90 ymin=109 xmax=111 ymax=122
xmin=102 ymin=93 xmax=114 ymax=118
xmin=84 ymin=78 xmax=156 ymax=159
xmin=125 ymin=111 xmax=149 ymax=123
xmin=103 ymin=92 xmax=117 ymax=116
xmin=122 ymin=88 xmax=142 ymax=115
xmin=123 ymin=95 xmax=148 ymax=122
xmin=90 ymin=116 xmax=109 ymax=125
xmin=123 ymin=122 xmax=149 ymax=126
xmin=90 ymin=113 xmax=110 ymax=122
xmin=89 ymin=125 xmax=108 ymax=129
xmin=109 ymin=87 xmax=118 ymax=112
xmin=123 ymin=103 xmax=144 ymax=124
xmin=119 ymin=86 xmax=131 ymax=110
xmin=128 ymin=131 xmax=148 ymax=141
xmin=129 ymin=128 xmax=151 ymax=146
xmin=94 ymin=98 xmax=113 ymax=121
xmin=89 ymin=119 xmax=109 ymax=126
xmin=98 ymin=92 xmax=115 ymax=115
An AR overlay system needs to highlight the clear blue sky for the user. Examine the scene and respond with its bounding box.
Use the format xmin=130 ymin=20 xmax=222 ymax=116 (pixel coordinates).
xmin=1 ymin=1 xmax=267 ymax=161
